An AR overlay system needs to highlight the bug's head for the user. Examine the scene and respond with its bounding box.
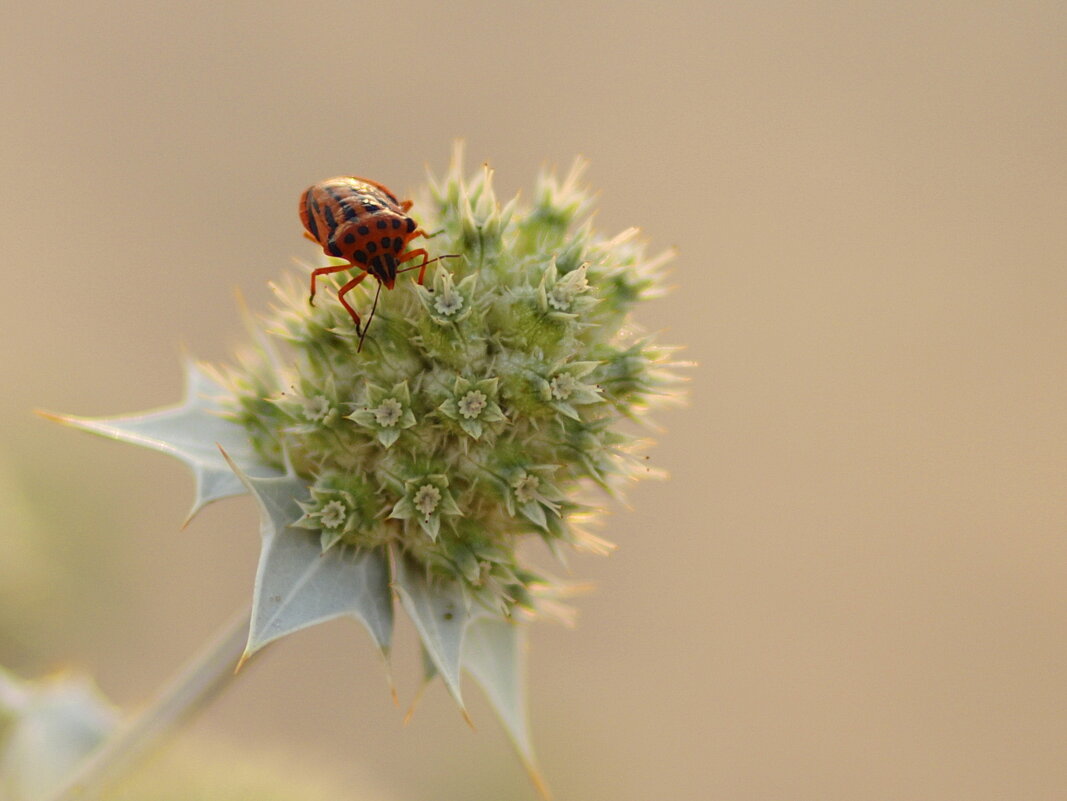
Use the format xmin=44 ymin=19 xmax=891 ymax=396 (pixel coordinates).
xmin=368 ymin=253 xmax=397 ymax=289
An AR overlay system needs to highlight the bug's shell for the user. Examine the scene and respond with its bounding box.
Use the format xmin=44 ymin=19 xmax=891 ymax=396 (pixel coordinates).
xmin=299 ymin=176 xmax=419 ymax=279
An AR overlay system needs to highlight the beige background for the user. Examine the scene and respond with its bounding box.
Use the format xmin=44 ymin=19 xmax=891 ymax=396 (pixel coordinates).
xmin=2 ymin=1 xmax=1067 ymax=799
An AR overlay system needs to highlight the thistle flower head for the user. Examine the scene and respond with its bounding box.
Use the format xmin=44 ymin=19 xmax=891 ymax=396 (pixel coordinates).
xmin=49 ymin=146 xmax=688 ymax=793
xmin=221 ymin=150 xmax=685 ymax=615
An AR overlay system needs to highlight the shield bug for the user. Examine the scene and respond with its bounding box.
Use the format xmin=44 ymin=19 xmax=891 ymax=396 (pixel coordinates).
xmin=299 ymin=176 xmax=453 ymax=349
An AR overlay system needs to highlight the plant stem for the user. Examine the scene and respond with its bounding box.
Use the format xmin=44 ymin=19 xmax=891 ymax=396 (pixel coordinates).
xmin=46 ymin=605 xmax=255 ymax=801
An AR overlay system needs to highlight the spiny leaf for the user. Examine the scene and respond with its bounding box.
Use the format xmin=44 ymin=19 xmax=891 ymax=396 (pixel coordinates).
xmin=405 ymin=617 xmax=548 ymax=798
xmin=222 ymin=456 xmax=393 ymax=665
xmin=463 ymin=616 xmax=548 ymax=799
xmin=392 ymin=553 xmax=471 ymax=718
xmin=39 ymin=359 xmax=279 ymax=524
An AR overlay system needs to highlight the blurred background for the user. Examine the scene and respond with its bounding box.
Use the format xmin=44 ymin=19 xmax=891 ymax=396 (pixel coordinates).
xmin=2 ymin=1 xmax=1066 ymax=798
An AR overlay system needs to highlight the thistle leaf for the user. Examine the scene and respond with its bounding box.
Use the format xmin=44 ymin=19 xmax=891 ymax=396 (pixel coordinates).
xmin=462 ymin=617 xmax=548 ymax=799
xmin=0 ymin=669 xmax=118 ymax=801
xmin=222 ymin=457 xmax=393 ymax=663
xmin=392 ymin=554 xmax=470 ymax=715
xmin=40 ymin=359 xmax=279 ymax=524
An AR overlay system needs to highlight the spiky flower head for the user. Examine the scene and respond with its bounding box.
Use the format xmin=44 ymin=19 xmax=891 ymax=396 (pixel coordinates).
xmin=222 ymin=151 xmax=685 ymax=613
xmin=49 ymin=146 xmax=688 ymax=791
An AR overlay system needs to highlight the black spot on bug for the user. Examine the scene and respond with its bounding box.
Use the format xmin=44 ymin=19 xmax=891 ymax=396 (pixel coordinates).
xmin=323 ymin=205 xmax=337 ymax=229
xmin=391 ymin=218 xmax=401 ymax=229
xmin=364 ymin=203 xmax=380 ymax=213
xmin=343 ymin=233 xmax=355 ymax=244
xmin=354 ymin=250 xmax=368 ymax=263
xmin=406 ymin=218 xmax=416 ymax=233
xmin=393 ymin=237 xmax=403 ymax=250
xmin=381 ymin=236 xmax=391 ymax=247
xmin=336 ymin=200 xmax=359 ymax=222
xmin=376 ymin=219 xmax=388 ymax=230
xmin=357 ymin=225 xmax=370 ymax=235
xmin=367 ymin=241 xmax=377 ymax=253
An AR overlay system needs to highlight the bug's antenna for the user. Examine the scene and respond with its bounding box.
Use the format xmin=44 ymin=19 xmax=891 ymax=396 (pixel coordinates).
xmin=357 ymin=281 xmax=383 ymax=353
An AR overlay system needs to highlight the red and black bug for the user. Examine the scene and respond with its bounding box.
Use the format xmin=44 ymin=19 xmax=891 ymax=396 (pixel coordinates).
xmin=299 ymin=176 xmax=452 ymax=348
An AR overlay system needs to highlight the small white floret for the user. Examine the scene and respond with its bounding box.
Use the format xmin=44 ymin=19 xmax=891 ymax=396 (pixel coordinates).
xmin=512 ymin=473 xmax=541 ymax=504
xmin=549 ymin=373 xmax=577 ymax=400
xmin=303 ymin=395 xmax=331 ymax=423
xmin=458 ymin=390 xmax=488 ymax=419
xmin=319 ymin=500 xmax=347 ymax=530
xmin=373 ymin=398 xmax=403 ymax=428
xmin=413 ymin=484 xmax=442 ymax=516
xmin=434 ymin=290 xmax=464 ymax=316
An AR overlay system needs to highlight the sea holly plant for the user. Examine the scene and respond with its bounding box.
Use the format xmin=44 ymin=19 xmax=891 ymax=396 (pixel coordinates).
xmin=42 ymin=147 xmax=687 ymax=799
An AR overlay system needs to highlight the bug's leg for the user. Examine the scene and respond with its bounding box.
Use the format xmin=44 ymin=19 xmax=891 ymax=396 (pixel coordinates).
xmin=397 ymin=251 xmax=462 ymax=284
xmin=411 ymin=228 xmax=446 ymax=241
xmin=396 ymin=248 xmax=430 ymax=284
xmin=309 ymin=263 xmax=350 ymax=306
xmin=337 ymin=271 xmax=370 ymax=333
xmin=303 ymin=231 xmax=318 ymax=244
xmin=357 ymin=281 xmax=383 ymax=353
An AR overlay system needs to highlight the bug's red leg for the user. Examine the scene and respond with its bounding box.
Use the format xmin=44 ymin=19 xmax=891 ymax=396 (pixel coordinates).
xmin=397 ymin=251 xmax=461 ymax=284
xmin=396 ymin=248 xmax=438 ymax=284
xmin=337 ymin=271 xmax=370 ymax=333
xmin=303 ymin=232 xmax=318 ymax=244
xmin=309 ymin=263 xmax=351 ymax=305
xmin=411 ymin=228 xmax=445 ymax=240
